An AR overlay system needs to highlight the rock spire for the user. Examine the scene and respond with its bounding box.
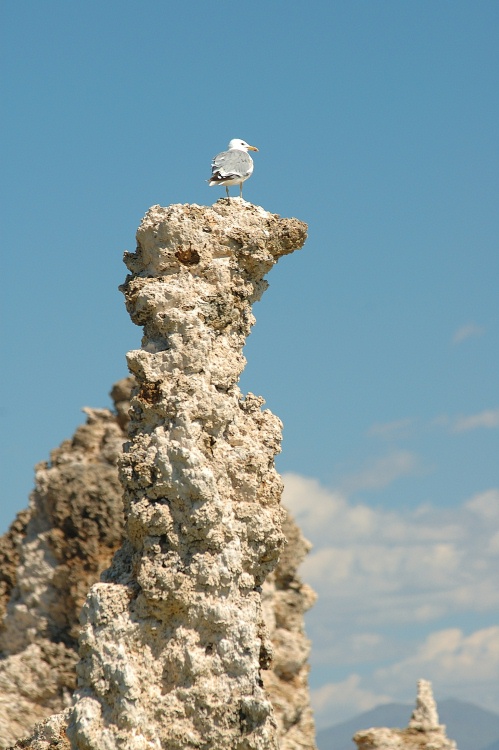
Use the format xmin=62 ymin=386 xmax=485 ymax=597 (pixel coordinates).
xmin=408 ymin=679 xmax=441 ymax=731
xmin=65 ymin=201 xmax=307 ymax=750
xmin=353 ymin=680 xmax=457 ymax=750
xmin=2 ymin=201 xmax=313 ymax=750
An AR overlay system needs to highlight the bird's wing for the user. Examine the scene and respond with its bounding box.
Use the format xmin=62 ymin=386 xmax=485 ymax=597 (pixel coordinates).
xmin=211 ymin=150 xmax=253 ymax=180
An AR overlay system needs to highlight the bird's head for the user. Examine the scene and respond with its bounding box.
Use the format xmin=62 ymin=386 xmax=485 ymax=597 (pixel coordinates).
xmin=228 ymin=138 xmax=259 ymax=152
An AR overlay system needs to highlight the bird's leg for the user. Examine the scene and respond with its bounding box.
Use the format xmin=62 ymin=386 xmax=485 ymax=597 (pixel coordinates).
xmin=225 ymin=186 xmax=230 ymax=198
xmin=239 ymin=182 xmax=243 ymax=199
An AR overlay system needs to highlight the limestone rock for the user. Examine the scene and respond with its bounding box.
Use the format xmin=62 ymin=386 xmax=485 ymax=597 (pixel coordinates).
xmin=0 ymin=509 xmax=32 ymax=626
xmin=0 ymin=385 xmax=316 ymax=750
xmin=0 ymin=406 xmax=125 ymax=655
xmin=66 ymin=201 xmax=307 ymax=750
xmin=2 ymin=201 xmax=315 ymax=749
xmin=353 ymin=680 xmax=457 ymax=750
xmin=262 ymin=513 xmax=317 ymax=750
xmin=0 ymin=390 xmax=128 ymax=749
xmin=407 ymin=679 xmax=441 ymax=731
xmin=9 ymin=711 xmax=71 ymax=750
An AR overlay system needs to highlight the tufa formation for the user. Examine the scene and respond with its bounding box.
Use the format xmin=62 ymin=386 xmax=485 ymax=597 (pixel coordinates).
xmin=0 ymin=384 xmax=316 ymax=750
xmin=0 ymin=392 xmax=127 ymax=748
xmin=2 ymin=200 xmax=315 ymax=750
xmin=353 ymin=680 xmax=457 ymax=750
xmin=68 ymin=201 xmax=307 ymax=749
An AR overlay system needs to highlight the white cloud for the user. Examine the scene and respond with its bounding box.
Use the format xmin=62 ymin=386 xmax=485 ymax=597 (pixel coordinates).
xmin=432 ymin=408 xmax=499 ymax=435
xmin=283 ymin=474 xmax=499 ymax=726
xmin=367 ymin=418 xmax=415 ymax=440
xmin=466 ymin=489 xmax=499 ymax=520
xmin=340 ymin=450 xmax=420 ymax=493
xmin=372 ymin=626 xmax=499 ymax=714
xmin=452 ymin=408 xmax=499 ymax=432
xmin=311 ymin=627 xmax=499 ymax=728
xmin=311 ymin=675 xmax=392 ymax=728
xmin=305 ymin=627 xmax=404 ymax=669
xmin=283 ymin=473 xmax=499 ymax=644
xmin=376 ymin=626 xmax=498 ymax=680
xmin=452 ymin=323 xmax=485 ymax=344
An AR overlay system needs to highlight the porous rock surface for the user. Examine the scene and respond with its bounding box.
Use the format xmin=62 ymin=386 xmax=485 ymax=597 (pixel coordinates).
xmin=353 ymin=680 xmax=457 ymax=750
xmin=67 ymin=201 xmax=307 ymax=750
xmin=0 ymin=392 xmax=127 ymax=748
xmin=4 ymin=200 xmax=315 ymax=749
xmin=261 ymin=514 xmax=317 ymax=749
xmin=1 ymin=389 xmax=316 ymax=750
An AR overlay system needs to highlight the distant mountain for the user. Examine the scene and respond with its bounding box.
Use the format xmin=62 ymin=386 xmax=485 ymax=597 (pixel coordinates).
xmin=316 ymin=698 xmax=499 ymax=750
xmin=316 ymin=702 xmax=410 ymax=750
xmin=438 ymin=700 xmax=499 ymax=750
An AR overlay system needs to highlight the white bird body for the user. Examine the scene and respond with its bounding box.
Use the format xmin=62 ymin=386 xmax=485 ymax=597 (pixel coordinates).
xmin=208 ymin=138 xmax=259 ymax=198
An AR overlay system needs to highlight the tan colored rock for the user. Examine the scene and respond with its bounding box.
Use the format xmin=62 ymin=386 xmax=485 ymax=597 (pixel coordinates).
xmin=66 ymin=201 xmax=307 ymax=750
xmin=0 ymin=391 xmax=316 ymax=750
xmin=353 ymin=680 xmax=457 ymax=750
xmin=0 ymin=406 xmax=125 ymax=655
xmin=0 ymin=509 xmax=32 ymax=625
xmin=0 ymin=391 xmax=129 ymax=749
xmin=407 ymin=679 xmax=441 ymax=731
xmin=262 ymin=513 xmax=317 ymax=750
xmin=9 ymin=711 xmax=71 ymax=750
xmin=2 ymin=201 xmax=315 ymax=749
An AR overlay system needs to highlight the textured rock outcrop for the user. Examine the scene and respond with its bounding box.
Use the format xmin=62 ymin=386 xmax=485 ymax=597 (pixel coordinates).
xmin=353 ymin=680 xmax=457 ymax=750
xmin=10 ymin=712 xmax=71 ymax=750
xmin=261 ymin=515 xmax=317 ymax=749
xmin=0 ymin=390 xmax=128 ymax=748
xmin=66 ymin=201 xmax=307 ymax=750
xmin=7 ymin=510 xmax=315 ymax=750
xmin=3 ymin=201 xmax=314 ymax=749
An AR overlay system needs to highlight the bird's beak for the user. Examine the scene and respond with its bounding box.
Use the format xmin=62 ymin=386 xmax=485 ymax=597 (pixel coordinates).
xmin=247 ymin=145 xmax=259 ymax=152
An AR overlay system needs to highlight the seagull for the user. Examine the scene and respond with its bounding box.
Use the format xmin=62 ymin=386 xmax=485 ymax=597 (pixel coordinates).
xmin=208 ymin=138 xmax=259 ymax=199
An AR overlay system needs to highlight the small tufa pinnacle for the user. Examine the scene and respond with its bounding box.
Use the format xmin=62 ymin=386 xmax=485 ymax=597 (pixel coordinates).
xmin=408 ymin=679 xmax=441 ymax=731
xmin=353 ymin=679 xmax=457 ymax=750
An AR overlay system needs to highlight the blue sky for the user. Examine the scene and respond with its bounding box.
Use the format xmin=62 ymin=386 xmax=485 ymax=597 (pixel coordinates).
xmin=2 ymin=0 xmax=499 ymax=728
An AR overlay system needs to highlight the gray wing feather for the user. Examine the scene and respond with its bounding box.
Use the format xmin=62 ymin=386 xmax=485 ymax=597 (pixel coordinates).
xmin=211 ymin=150 xmax=252 ymax=179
